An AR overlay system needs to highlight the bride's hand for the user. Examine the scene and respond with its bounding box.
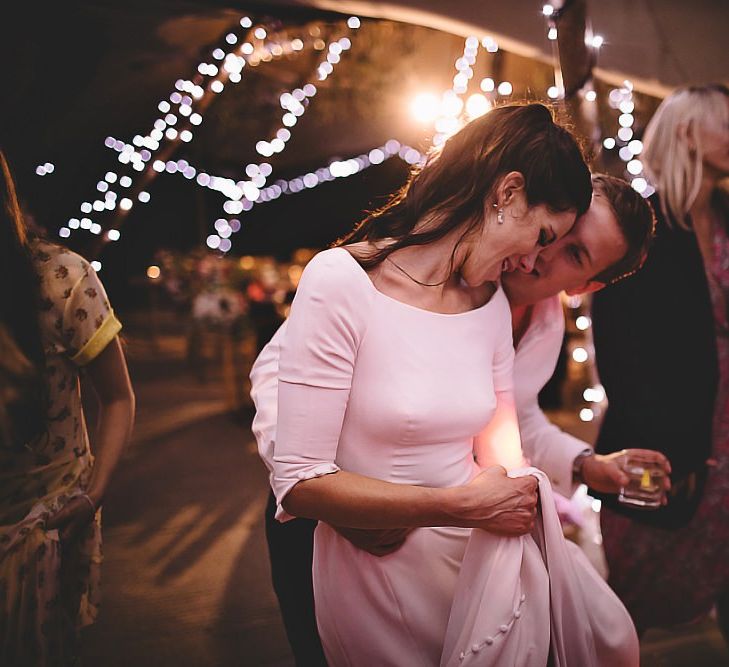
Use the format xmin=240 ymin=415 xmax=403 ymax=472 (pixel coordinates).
xmin=451 ymin=466 xmax=538 ymax=536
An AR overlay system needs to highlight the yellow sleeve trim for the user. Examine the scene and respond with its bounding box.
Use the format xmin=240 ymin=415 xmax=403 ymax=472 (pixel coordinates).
xmin=71 ymin=312 xmax=122 ymax=366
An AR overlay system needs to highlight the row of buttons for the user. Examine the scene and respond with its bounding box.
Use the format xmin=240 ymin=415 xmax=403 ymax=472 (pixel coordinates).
xmin=458 ymin=593 xmax=527 ymax=660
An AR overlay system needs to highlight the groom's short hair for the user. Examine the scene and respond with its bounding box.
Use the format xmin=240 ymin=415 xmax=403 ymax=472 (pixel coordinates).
xmin=590 ymin=174 xmax=656 ymax=285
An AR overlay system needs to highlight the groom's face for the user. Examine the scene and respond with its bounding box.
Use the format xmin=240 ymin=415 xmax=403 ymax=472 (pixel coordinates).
xmin=503 ymin=195 xmax=627 ymax=306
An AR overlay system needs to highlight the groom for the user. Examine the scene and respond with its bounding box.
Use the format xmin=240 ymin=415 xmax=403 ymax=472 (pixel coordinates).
xmin=250 ymin=174 xmax=665 ymax=666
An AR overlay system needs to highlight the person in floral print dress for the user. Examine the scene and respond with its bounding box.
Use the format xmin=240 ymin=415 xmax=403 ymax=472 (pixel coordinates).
xmin=591 ymin=84 xmax=729 ymax=636
xmin=0 ymin=150 xmax=135 ymax=665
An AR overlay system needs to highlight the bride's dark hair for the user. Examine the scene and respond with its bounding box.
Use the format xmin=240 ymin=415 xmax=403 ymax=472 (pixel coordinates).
xmin=336 ymin=103 xmax=592 ymax=269
xmin=0 ymin=149 xmax=47 ymax=447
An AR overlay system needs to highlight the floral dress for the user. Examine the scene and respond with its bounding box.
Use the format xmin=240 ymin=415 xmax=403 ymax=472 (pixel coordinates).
xmin=0 ymin=241 xmax=122 ymax=666
xmin=600 ymin=218 xmax=729 ymax=631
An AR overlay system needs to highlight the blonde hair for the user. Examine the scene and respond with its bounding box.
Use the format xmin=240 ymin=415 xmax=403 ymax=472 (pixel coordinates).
xmin=642 ymin=84 xmax=729 ymax=230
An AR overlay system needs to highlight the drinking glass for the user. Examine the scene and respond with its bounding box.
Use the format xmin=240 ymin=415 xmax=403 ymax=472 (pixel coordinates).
xmin=618 ymin=452 xmax=665 ymax=509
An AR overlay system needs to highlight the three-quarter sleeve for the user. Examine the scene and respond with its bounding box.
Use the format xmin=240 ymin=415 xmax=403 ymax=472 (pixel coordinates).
xmin=491 ymin=289 xmax=515 ymax=393
xmin=271 ymin=249 xmax=374 ymax=520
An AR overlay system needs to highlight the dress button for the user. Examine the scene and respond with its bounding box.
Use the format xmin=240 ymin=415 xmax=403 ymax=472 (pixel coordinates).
xmin=459 ymin=651 xmax=465 ymax=660
xmin=471 ymin=644 xmax=480 ymax=653
xmin=520 ymin=594 xmax=526 ymax=602
xmin=485 ymin=637 xmax=494 ymax=645
xmin=514 ymin=610 xmax=521 ymax=619
xmin=499 ymin=624 xmax=509 ymax=633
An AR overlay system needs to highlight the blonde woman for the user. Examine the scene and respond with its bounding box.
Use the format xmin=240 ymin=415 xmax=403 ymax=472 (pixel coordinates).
xmin=0 ymin=149 xmax=135 ymax=665
xmin=592 ymin=84 xmax=729 ymax=635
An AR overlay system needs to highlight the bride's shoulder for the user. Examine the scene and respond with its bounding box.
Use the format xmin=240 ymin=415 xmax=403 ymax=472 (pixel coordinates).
xmin=339 ymin=239 xmax=393 ymax=262
xmin=300 ymin=246 xmax=374 ymax=292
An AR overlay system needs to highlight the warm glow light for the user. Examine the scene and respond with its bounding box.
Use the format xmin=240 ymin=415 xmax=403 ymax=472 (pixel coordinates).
xmin=631 ymin=177 xmax=648 ymax=194
xmin=627 ymin=159 xmax=643 ymax=175
xmin=576 ymin=315 xmax=591 ymax=330
xmin=146 ymin=265 xmax=161 ymax=279
xmin=441 ymin=93 xmax=464 ymax=118
xmin=465 ymin=93 xmax=490 ymax=118
xmin=497 ymin=81 xmax=513 ymax=96
xmin=628 ymin=139 xmax=643 ymax=154
xmin=410 ymin=92 xmax=440 ymax=123
xmin=619 ymin=113 xmax=634 ymax=128
xmin=583 ymin=385 xmax=606 ymax=403
xmin=579 ymin=408 xmax=594 ymax=422
xmin=619 ymin=100 xmax=635 ymax=114
xmin=572 ymin=347 xmax=589 ymax=363
xmin=482 ymin=36 xmax=498 ymax=52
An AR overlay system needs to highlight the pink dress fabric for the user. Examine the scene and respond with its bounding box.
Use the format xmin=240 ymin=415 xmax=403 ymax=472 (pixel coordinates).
xmin=443 ymin=467 xmax=638 ymax=667
xmin=271 ymin=248 xmax=638 ymax=666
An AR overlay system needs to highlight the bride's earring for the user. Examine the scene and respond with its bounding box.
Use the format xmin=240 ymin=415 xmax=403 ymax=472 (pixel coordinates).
xmin=492 ymin=202 xmax=505 ymax=225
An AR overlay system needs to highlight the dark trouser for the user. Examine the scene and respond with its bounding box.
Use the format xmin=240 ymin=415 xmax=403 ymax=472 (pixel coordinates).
xmin=264 ymin=491 xmax=327 ymax=667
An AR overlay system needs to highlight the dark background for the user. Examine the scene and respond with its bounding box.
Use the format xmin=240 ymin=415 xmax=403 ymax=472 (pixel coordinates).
xmin=0 ymin=2 xmax=476 ymax=308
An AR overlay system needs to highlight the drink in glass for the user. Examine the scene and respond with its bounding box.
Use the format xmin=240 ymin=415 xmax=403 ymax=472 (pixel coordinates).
xmin=618 ymin=453 xmax=665 ymax=509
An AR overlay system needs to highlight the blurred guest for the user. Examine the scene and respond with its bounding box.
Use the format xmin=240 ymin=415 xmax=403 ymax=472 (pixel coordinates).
xmin=592 ymin=84 xmax=729 ymax=635
xmin=0 ymin=149 xmax=135 ymax=665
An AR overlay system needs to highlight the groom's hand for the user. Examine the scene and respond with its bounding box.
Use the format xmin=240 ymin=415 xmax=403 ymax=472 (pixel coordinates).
xmin=581 ymin=449 xmax=672 ymax=501
xmin=332 ymin=525 xmax=414 ymax=557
